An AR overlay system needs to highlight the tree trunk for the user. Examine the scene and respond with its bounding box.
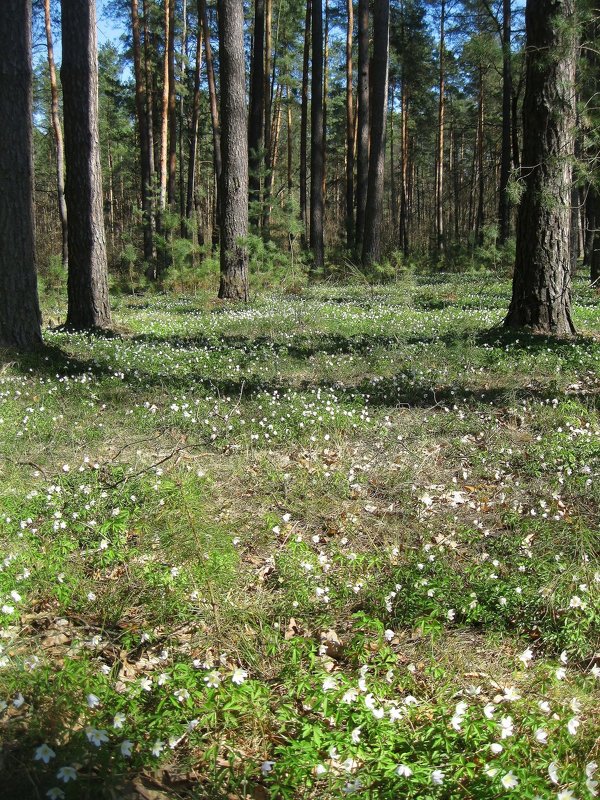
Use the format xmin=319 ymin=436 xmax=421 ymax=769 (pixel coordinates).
xmin=158 ymin=0 xmax=170 ymax=216
xmin=322 ymin=0 xmax=329 ymax=202
xmin=399 ymin=77 xmax=409 ymax=256
xmin=362 ymin=0 xmax=389 ymax=267
xmin=0 ymin=0 xmax=42 ymax=349
xmin=435 ymin=0 xmax=446 ymax=256
xmin=355 ymin=0 xmax=369 ymax=252
xmin=44 ymin=0 xmax=69 ymax=270
xmin=475 ymin=66 xmax=485 ymax=247
xmin=167 ymin=0 xmax=177 ymax=208
xmin=200 ymin=0 xmax=222 ymax=225
xmin=300 ymin=0 xmax=311 ymax=247
xmin=505 ymin=0 xmax=577 ymax=335
xmin=61 ymin=0 xmax=111 ymax=330
xmin=217 ymin=0 xmax=249 ymax=300
xmin=249 ymin=0 xmax=266 ymax=230
xmin=498 ymin=0 xmax=512 ymax=243
xmin=131 ymin=0 xmax=154 ymax=262
xmin=346 ymin=0 xmax=354 ymax=249
xmin=310 ymin=0 xmax=325 ymax=271
xmin=186 ymin=7 xmax=203 ymax=222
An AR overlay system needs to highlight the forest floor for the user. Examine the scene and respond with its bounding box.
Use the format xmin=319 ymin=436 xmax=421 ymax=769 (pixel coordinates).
xmin=0 ymin=273 xmax=599 ymax=800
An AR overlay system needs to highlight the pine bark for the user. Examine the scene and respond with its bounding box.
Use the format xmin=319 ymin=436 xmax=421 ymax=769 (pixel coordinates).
xmin=346 ymin=0 xmax=354 ymax=249
xmin=498 ymin=0 xmax=512 ymax=243
xmin=435 ymin=0 xmax=446 ymax=255
xmin=300 ymin=0 xmax=311 ymax=247
xmin=249 ymin=0 xmax=266 ymax=229
xmin=186 ymin=8 xmax=203 ymax=222
xmin=131 ymin=0 xmax=155 ymax=261
xmin=200 ymin=0 xmax=222 ymax=225
xmin=362 ymin=0 xmax=389 ymax=267
xmin=167 ymin=0 xmax=177 ymax=208
xmin=159 ymin=0 xmax=170 ymax=216
xmin=217 ymin=0 xmax=249 ymax=300
xmin=44 ymin=0 xmax=69 ymax=270
xmin=0 ymin=0 xmax=42 ymax=349
xmin=505 ymin=0 xmax=577 ymax=335
xmin=310 ymin=0 xmax=325 ymax=271
xmin=355 ymin=0 xmax=369 ymax=252
xmin=61 ymin=0 xmax=111 ymax=330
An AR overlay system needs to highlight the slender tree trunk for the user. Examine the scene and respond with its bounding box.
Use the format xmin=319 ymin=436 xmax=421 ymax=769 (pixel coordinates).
xmin=167 ymin=0 xmax=177 ymax=208
xmin=475 ymin=66 xmax=485 ymax=247
xmin=300 ymin=0 xmax=311 ymax=247
xmin=217 ymin=0 xmax=249 ymax=300
xmin=498 ymin=0 xmax=513 ymax=243
xmin=590 ymin=186 xmax=600 ymax=285
xmin=262 ymin=0 xmax=273 ymax=233
xmin=505 ymin=0 xmax=577 ymax=335
xmin=355 ymin=0 xmax=369 ymax=252
xmin=346 ymin=0 xmax=355 ymax=248
xmin=390 ymin=86 xmax=398 ymax=231
xmin=435 ymin=0 xmax=446 ymax=256
xmin=310 ymin=0 xmax=325 ymax=271
xmin=249 ymin=0 xmax=266 ymax=229
xmin=186 ymin=8 xmax=203 ymax=222
xmin=44 ymin=0 xmax=68 ymax=270
xmin=61 ymin=0 xmax=111 ymax=329
xmin=362 ymin=0 xmax=390 ymax=267
xmin=0 ymin=0 xmax=42 ymax=349
xmin=399 ymin=78 xmax=409 ymax=256
xmin=179 ymin=0 xmax=187 ymax=236
xmin=287 ymin=86 xmax=293 ymax=200
xmin=200 ymin=0 xmax=222 ymax=224
xmin=322 ymin=0 xmax=329 ymax=201
xmin=159 ymin=0 xmax=170 ymax=216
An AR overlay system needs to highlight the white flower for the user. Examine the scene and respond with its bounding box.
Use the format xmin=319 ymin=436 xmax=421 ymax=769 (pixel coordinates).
xmin=261 ymin=760 xmax=275 ymax=775
xmin=490 ymin=743 xmax=503 ymax=754
xmin=56 ymin=766 xmax=77 ymax=783
xmin=586 ymin=780 xmax=598 ymax=798
xmin=556 ymin=667 xmax=567 ymax=680
xmin=539 ymin=700 xmax=551 ymax=714
xmin=389 ymin=706 xmax=403 ymax=722
xmin=534 ymin=728 xmax=548 ymax=744
xmin=502 ymin=686 xmax=521 ymax=702
xmin=204 ymin=670 xmax=221 ymax=688
xmin=174 ymin=688 xmax=190 ymax=702
xmin=13 ymin=693 xmax=25 ymax=708
xmin=567 ymin=717 xmax=580 ymax=736
xmin=518 ymin=647 xmax=533 ymax=666
xmin=87 ymin=693 xmax=101 ymax=709
xmin=431 ymin=769 xmax=445 ymax=785
xmin=384 ymin=629 xmax=395 ymax=641
xmin=483 ymin=703 xmax=495 ymax=719
xmin=139 ymin=677 xmax=152 ymax=691
xmin=447 ymin=609 xmax=456 ymax=621
xmin=113 ymin=712 xmax=126 ymax=729
xmin=557 ymin=791 xmax=578 ymax=800
xmin=560 ymin=650 xmax=568 ymax=664
xmin=87 ymin=592 xmax=96 ymax=601
xmin=396 ymin=764 xmax=413 ymax=777
xmin=569 ymin=596 xmax=584 ymax=608
xmin=548 ymin=762 xmax=560 ymax=784
xmin=322 ymin=676 xmax=338 ymax=692
xmin=500 ymin=716 xmax=513 ymax=738
xmin=46 ymin=789 xmax=65 ymax=800
xmin=586 ymin=763 xmax=598 ymax=779
xmin=342 ymin=688 xmax=359 ymax=704
xmin=85 ymin=726 xmax=109 ymax=747
xmin=151 ymin=740 xmax=164 ymax=757
xmin=351 ymin=727 xmax=361 ymax=744
xmin=501 ymin=771 xmax=519 ymax=789
xmin=371 ymin=705 xmax=385 ymax=719
xmin=34 ymin=743 xmax=56 ymax=764
xmin=231 ymin=667 xmax=248 ymax=685
xmin=120 ymin=740 xmax=133 ymax=757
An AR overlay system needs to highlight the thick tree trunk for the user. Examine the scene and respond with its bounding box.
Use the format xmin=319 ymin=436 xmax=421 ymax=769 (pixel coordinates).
xmin=44 ymin=0 xmax=69 ymax=270
xmin=131 ymin=0 xmax=155 ymax=262
xmin=186 ymin=9 xmax=203 ymax=222
xmin=505 ymin=0 xmax=577 ymax=335
xmin=300 ymin=0 xmax=311 ymax=247
xmin=249 ymin=0 xmax=266 ymax=230
xmin=217 ymin=0 xmax=249 ymax=300
xmin=355 ymin=0 xmax=369 ymax=253
xmin=346 ymin=0 xmax=354 ymax=249
xmin=498 ymin=0 xmax=512 ymax=244
xmin=310 ymin=0 xmax=325 ymax=271
xmin=0 ymin=0 xmax=42 ymax=349
xmin=61 ymin=0 xmax=111 ymax=330
xmin=362 ymin=0 xmax=389 ymax=267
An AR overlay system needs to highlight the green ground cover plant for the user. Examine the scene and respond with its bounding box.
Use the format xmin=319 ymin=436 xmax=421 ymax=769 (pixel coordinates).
xmin=0 ymin=274 xmax=598 ymax=799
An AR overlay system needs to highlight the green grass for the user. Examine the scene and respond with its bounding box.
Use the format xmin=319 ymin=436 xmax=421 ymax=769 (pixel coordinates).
xmin=0 ymin=273 xmax=599 ymax=799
